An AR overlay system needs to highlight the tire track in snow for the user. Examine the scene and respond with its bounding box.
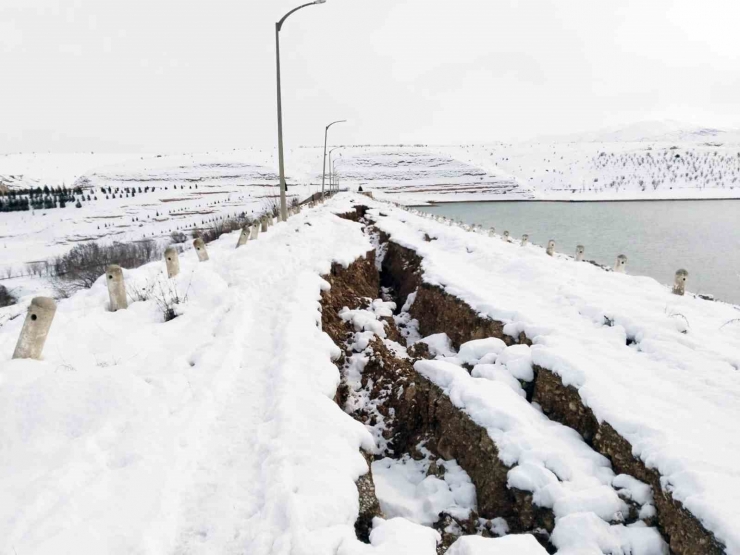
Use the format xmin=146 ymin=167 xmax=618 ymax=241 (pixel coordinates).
xmin=170 ymin=225 xmax=335 ymax=555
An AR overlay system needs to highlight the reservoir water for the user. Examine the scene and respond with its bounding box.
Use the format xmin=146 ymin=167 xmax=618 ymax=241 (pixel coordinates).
xmin=418 ymin=200 xmax=740 ymax=305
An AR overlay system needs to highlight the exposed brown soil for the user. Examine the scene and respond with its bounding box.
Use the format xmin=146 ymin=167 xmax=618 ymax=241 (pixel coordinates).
xmin=533 ymin=366 xmax=725 ymax=554
xmin=355 ymin=451 xmax=383 ymax=543
xmin=321 ymin=252 xmax=379 ymax=355
xmin=375 ymin=233 xmax=720 ymax=553
xmin=319 ymin=225 xmax=551 ymax=550
xmin=380 ymin=241 xmax=424 ymax=309
xmin=335 ymin=204 xmax=369 ymax=223
xmin=323 ymin=212 xmax=718 ymax=553
xmin=382 ymin=241 xmax=530 ymax=349
xmin=320 ymin=244 xmax=383 ymax=543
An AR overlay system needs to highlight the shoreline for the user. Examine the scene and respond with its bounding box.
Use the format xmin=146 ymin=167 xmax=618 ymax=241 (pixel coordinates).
xmin=405 ymin=196 xmax=740 ymax=206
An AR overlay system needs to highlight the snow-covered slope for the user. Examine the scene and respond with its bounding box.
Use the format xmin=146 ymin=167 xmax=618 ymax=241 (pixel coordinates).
xmin=0 ymin=152 xmax=137 ymax=191
xmin=0 ymin=198 xmax=557 ymax=555
xmin=2 ymin=194 xmax=739 ymax=553
xmin=472 ymin=141 xmax=740 ymax=200
xmin=0 ymin=151 xmax=314 ymax=277
xmin=533 ymin=120 xmax=740 ymax=144
xmin=2 ymin=136 xmax=739 ymax=278
xmin=368 ymin=201 xmax=740 ymax=553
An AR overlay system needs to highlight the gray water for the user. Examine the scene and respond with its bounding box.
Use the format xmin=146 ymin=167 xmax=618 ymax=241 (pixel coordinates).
xmin=418 ymin=200 xmax=740 ymax=305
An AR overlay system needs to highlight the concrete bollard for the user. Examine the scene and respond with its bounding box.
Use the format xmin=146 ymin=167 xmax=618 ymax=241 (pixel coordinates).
xmin=521 ymin=234 xmax=529 ymax=247
xmin=575 ymin=245 xmax=585 ymax=262
xmin=488 ymin=228 xmax=496 ymax=237
xmin=250 ymin=223 xmax=260 ymax=240
xmin=503 ymin=231 xmax=510 ymax=241
xmin=106 ymin=265 xmax=128 ymax=311
xmin=236 ymin=226 xmax=250 ymax=248
xmin=164 ymin=246 xmax=180 ymax=278
xmin=12 ymin=297 xmax=57 ymax=360
xmin=193 ymin=238 xmax=209 ymax=261
xmin=614 ymin=254 xmax=627 ymax=274
xmin=673 ymin=269 xmax=688 ymax=295
xmin=261 ymin=217 xmax=269 ymax=233
xmin=546 ymin=240 xmax=555 ymax=256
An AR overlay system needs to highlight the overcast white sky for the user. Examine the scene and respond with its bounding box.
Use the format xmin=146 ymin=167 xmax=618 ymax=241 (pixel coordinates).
xmin=2 ymin=0 xmax=740 ymax=153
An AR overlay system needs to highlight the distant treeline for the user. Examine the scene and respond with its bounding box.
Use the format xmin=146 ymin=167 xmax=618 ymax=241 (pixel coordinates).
xmin=0 ymin=181 xmax=203 ymax=213
xmin=0 ymin=185 xmax=83 ymax=212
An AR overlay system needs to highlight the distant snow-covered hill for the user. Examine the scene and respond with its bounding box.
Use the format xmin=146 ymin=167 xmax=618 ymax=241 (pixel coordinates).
xmin=533 ymin=120 xmax=740 ymax=144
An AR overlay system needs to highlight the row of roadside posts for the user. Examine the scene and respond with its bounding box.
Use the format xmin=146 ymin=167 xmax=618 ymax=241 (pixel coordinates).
xmin=11 ymin=203 xmax=308 ymax=361
xmin=401 ymin=207 xmax=690 ymax=296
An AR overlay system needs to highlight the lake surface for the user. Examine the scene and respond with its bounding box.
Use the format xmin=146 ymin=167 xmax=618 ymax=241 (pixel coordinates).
xmin=418 ymin=200 xmax=740 ymax=305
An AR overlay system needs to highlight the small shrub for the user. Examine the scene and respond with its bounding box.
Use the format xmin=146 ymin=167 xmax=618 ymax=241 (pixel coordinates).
xmin=0 ymin=284 xmax=16 ymax=308
xmin=170 ymin=231 xmax=187 ymax=244
xmin=152 ymin=276 xmax=189 ymax=322
xmin=49 ymin=240 xmax=162 ymax=295
xmin=200 ymin=215 xmax=253 ymax=244
xmin=127 ymin=277 xmax=156 ymax=303
xmin=263 ymin=196 xmax=280 ymax=218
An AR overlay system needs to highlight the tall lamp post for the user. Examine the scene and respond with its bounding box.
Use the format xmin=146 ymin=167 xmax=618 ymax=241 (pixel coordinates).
xmin=321 ymin=120 xmax=346 ymax=198
xmin=276 ymin=0 xmax=326 ymax=221
xmin=328 ymin=147 xmax=341 ymax=194
xmin=332 ymin=159 xmax=340 ymax=192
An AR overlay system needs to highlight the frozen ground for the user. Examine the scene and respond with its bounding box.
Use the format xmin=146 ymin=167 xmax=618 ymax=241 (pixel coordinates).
xmin=355 ymin=196 xmax=740 ymax=553
xmin=0 ymin=197 xmax=566 ymax=555
xmin=334 ymin=267 xmax=667 ymax=554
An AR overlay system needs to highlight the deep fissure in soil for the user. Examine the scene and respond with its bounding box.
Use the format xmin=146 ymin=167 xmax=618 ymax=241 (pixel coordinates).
xmin=372 ymin=212 xmax=724 ymax=555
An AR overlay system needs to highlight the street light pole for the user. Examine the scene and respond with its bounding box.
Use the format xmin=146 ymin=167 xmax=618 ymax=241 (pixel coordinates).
xmin=332 ymin=159 xmax=340 ymax=192
xmin=276 ymin=0 xmax=326 ymax=221
xmin=328 ymin=147 xmax=340 ymax=194
xmin=321 ymin=120 xmax=346 ymax=198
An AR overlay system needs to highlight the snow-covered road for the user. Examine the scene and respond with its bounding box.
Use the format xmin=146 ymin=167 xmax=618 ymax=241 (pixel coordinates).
xmin=0 ymin=205 xmax=382 ymax=554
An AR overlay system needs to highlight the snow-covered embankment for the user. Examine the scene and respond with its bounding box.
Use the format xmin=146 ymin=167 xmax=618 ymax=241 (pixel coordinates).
xmin=354 ymin=197 xmax=740 ymax=553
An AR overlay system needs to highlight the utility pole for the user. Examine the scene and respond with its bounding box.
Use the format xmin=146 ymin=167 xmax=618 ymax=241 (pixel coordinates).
xmin=276 ymin=0 xmax=327 ymax=220
xmin=321 ymin=120 xmax=346 ymax=198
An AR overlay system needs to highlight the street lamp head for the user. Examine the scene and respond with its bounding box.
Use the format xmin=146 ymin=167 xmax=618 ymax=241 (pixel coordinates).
xmin=326 ymin=119 xmax=347 ymax=130
xmin=314 ymin=0 xmax=326 ymax=4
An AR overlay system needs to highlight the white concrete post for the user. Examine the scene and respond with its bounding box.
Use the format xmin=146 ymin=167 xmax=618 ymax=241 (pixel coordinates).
xmin=521 ymin=234 xmax=529 ymax=246
xmin=614 ymin=255 xmax=627 ymax=274
xmin=546 ymin=240 xmax=556 ymax=256
xmin=503 ymin=231 xmax=510 ymax=242
xmin=236 ymin=226 xmax=250 ymax=248
xmin=673 ymin=269 xmax=688 ymax=295
xmin=193 ymin=238 xmax=209 ymax=261
xmin=261 ymin=217 xmax=269 ymax=233
xmin=12 ymin=297 xmax=57 ymax=360
xmin=164 ymin=246 xmax=180 ymax=278
xmin=488 ymin=228 xmax=496 ymax=237
xmin=251 ymin=223 xmax=260 ymax=240
xmin=106 ymin=265 xmax=128 ymax=311
xmin=575 ymin=245 xmax=585 ymax=262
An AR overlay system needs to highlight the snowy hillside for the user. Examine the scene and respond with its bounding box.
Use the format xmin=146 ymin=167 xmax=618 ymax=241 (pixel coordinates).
xmin=2 ymin=136 xmax=740 ymax=279
xmin=533 ymin=120 xmax=740 ymax=144
xmin=470 ymin=141 xmax=740 ymax=200
xmin=0 ymin=151 xmax=315 ymax=279
xmin=0 ymin=152 xmax=136 ymax=191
